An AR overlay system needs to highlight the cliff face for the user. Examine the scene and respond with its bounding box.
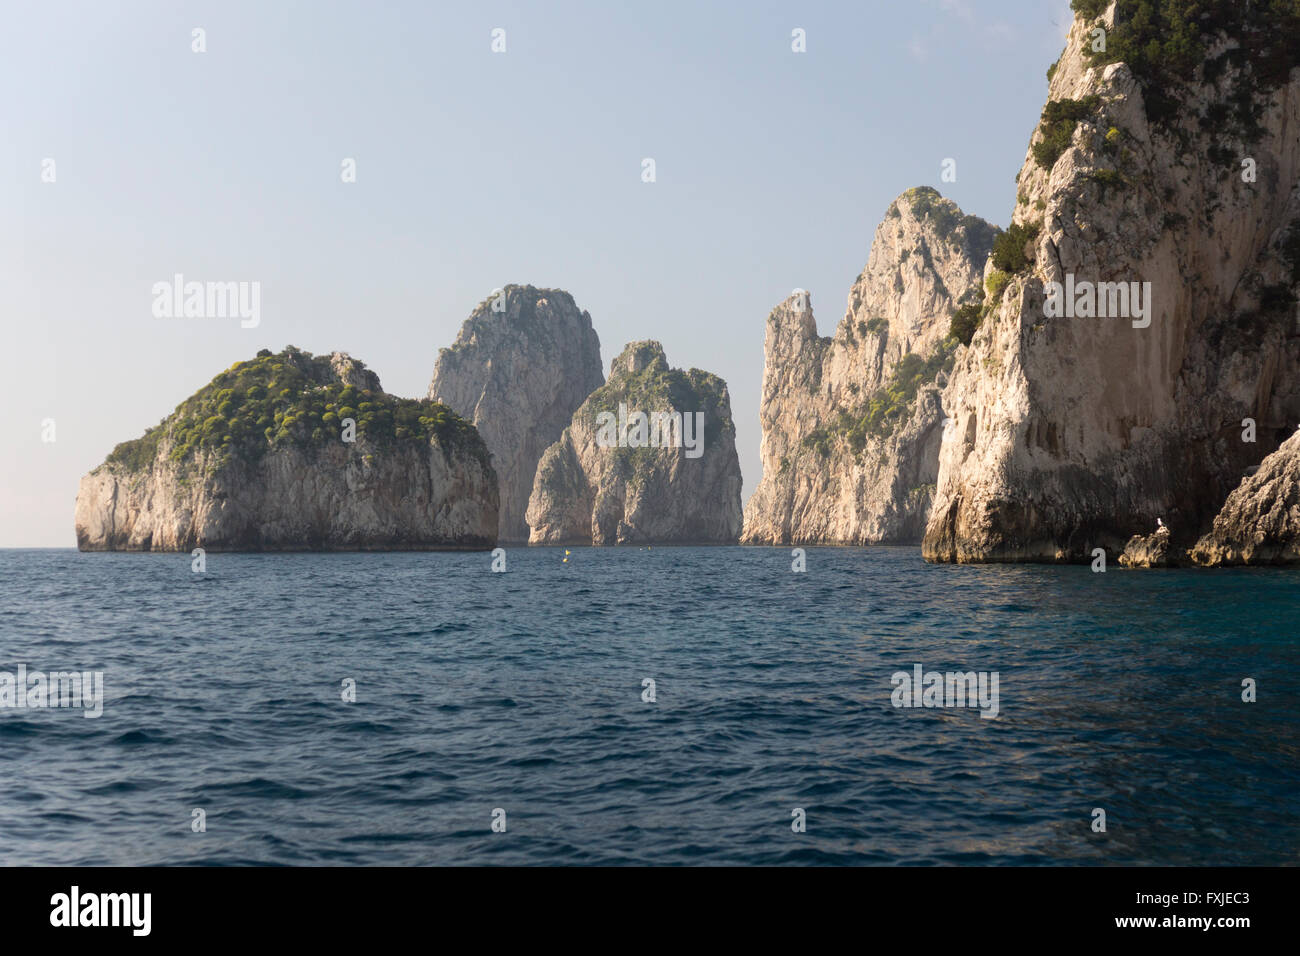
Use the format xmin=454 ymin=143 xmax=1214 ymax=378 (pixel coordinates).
xmin=924 ymin=2 xmax=1300 ymax=563
xmin=76 ymin=347 xmax=498 ymax=551
xmin=1191 ymin=429 xmax=1300 ymax=565
xmin=428 ymin=285 xmax=604 ymax=543
xmin=525 ymin=341 xmax=743 ymax=544
xmin=742 ymin=187 xmax=996 ymax=544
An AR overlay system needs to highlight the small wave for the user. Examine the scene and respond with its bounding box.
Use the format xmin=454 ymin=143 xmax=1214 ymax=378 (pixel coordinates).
xmin=205 ymin=777 xmax=313 ymax=800
xmin=112 ymin=729 xmax=171 ymax=745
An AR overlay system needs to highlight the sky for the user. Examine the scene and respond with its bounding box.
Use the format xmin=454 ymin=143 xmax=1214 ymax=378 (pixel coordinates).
xmin=2 ymin=0 xmax=1074 ymax=547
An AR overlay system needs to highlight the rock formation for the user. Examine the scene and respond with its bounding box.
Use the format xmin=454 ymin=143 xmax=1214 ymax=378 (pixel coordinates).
xmin=742 ymin=187 xmax=997 ymax=544
xmin=428 ymin=285 xmax=604 ymax=542
xmin=1190 ymin=429 xmax=1300 ymax=565
xmin=525 ymin=341 xmax=742 ymax=544
xmin=1118 ymin=528 xmax=1176 ymax=568
xmin=76 ymin=347 xmax=498 ymax=551
xmin=924 ymin=1 xmax=1300 ymax=563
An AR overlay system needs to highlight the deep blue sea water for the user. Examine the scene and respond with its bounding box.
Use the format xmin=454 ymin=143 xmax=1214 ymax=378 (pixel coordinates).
xmin=1 ymin=546 xmax=1297 ymax=866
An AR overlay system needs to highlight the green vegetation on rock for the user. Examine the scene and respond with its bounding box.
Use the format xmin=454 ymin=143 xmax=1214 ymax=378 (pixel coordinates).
xmin=1032 ymin=95 xmax=1101 ymax=169
xmin=991 ymin=221 xmax=1042 ymax=273
xmin=582 ymin=344 xmax=735 ymax=456
xmin=104 ymin=347 xmax=487 ymax=474
xmin=949 ymin=302 xmax=984 ymax=346
xmin=985 ymin=269 xmax=1011 ymax=301
xmin=802 ymin=338 xmax=958 ymax=457
xmin=1087 ymin=168 xmax=1128 ymax=194
xmin=1072 ymin=0 xmax=1300 ymax=131
xmin=903 ymin=187 xmax=999 ymax=258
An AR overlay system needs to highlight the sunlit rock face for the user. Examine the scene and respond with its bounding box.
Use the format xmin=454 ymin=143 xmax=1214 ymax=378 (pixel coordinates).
xmin=743 ymin=187 xmax=995 ymax=545
xmin=77 ymin=348 xmax=498 ymax=551
xmin=430 ymin=285 xmax=604 ymax=543
xmin=527 ymin=341 xmax=742 ymax=545
xmin=924 ymin=4 xmax=1300 ymax=563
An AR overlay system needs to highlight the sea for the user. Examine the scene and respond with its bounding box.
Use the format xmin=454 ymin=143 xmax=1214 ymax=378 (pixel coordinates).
xmin=1 ymin=546 xmax=1297 ymax=865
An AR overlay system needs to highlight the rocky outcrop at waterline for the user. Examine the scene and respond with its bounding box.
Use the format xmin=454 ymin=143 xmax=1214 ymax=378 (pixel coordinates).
xmin=1118 ymin=528 xmax=1177 ymax=568
xmin=428 ymin=285 xmax=604 ymax=543
xmin=741 ymin=187 xmax=997 ymax=544
xmin=525 ymin=341 xmax=743 ymax=544
xmin=1190 ymin=430 xmax=1300 ymax=566
xmin=75 ymin=347 xmax=498 ymax=551
xmin=923 ymin=1 xmax=1300 ymax=564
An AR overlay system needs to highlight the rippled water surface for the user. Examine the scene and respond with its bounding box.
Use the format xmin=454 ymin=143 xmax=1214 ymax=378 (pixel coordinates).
xmin=1 ymin=547 xmax=1297 ymax=865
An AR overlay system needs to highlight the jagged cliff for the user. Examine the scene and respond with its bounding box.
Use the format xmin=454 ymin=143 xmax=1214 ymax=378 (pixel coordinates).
xmin=1191 ymin=429 xmax=1300 ymax=565
xmin=525 ymin=341 xmax=742 ymax=544
xmin=924 ymin=0 xmax=1300 ymax=563
xmin=428 ymin=285 xmax=604 ymax=543
xmin=76 ymin=347 xmax=497 ymax=551
xmin=742 ymin=187 xmax=997 ymax=544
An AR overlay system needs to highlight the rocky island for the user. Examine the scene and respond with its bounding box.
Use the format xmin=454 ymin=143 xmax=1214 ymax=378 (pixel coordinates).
xmin=526 ymin=341 xmax=743 ymax=545
xmin=75 ymin=347 xmax=498 ymax=551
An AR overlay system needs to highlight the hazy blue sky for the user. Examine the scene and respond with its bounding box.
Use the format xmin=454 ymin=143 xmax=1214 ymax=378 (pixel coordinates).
xmin=3 ymin=0 xmax=1073 ymax=546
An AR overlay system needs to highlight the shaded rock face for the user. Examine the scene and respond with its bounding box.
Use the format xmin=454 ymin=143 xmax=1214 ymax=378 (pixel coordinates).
xmin=924 ymin=5 xmax=1300 ymax=564
xmin=76 ymin=347 xmax=497 ymax=551
xmin=1191 ymin=430 xmax=1300 ymax=565
xmin=429 ymin=285 xmax=604 ymax=543
xmin=742 ymin=188 xmax=996 ymax=544
xmin=526 ymin=341 xmax=742 ymax=544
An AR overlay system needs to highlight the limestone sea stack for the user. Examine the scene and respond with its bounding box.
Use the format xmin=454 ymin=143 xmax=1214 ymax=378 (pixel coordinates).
xmin=924 ymin=2 xmax=1300 ymax=563
xmin=742 ymin=187 xmax=997 ymax=544
xmin=525 ymin=341 xmax=743 ymax=544
xmin=428 ymin=285 xmax=604 ymax=543
xmin=75 ymin=347 xmax=498 ymax=551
